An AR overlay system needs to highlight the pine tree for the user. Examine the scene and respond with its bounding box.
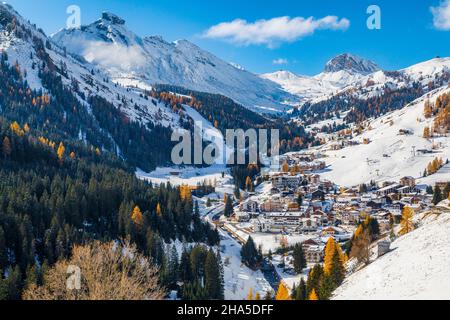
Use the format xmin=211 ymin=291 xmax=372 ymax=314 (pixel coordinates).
xmin=241 ymin=236 xmax=261 ymax=269
xmin=297 ymin=193 xmax=303 ymax=207
xmin=204 ymin=249 xmax=223 ymax=300
xmin=433 ymin=186 xmax=443 ymax=205
xmin=306 ymin=264 xmax=324 ymax=298
xmin=443 ymin=183 xmax=450 ymax=200
xmin=399 ymin=206 xmax=414 ymax=236
xmin=179 ymin=247 xmax=192 ymax=282
xmin=264 ymin=291 xmax=273 ymax=300
xmin=293 ymin=243 xmax=307 ymax=274
xmin=2 ymin=137 xmax=11 ymax=159
xmin=330 ymin=250 xmax=345 ymax=286
xmin=295 ymin=278 xmax=307 ymax=300
xmin=224 ymin=195 xmax=233 ymax=217
xmin=167 ymin=245 xmax=179 ymax=289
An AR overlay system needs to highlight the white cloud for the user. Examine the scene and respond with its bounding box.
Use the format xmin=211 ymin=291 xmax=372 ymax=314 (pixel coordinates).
xmin=203 ymin=15 xmax=350 ymax=47
xmin=273 ymin=58 xmax=288 ymax=65
xmin=431 ymin=0 xmax=450 ymax=30
xmin=83 ymin=42 xmax=147 ymax=71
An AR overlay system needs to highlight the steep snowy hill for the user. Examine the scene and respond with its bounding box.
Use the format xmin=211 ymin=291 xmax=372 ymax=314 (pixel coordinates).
xmin=0 ymin=4 xmax=178 ymax=129
xmin=334 ymin=208 xmax=450 ymax=300
xmin=51 ymin=13 xmax=292 ymax=114
xmin=314 ymin=86 xmax=450 ymax=187
xmin=0 ymin=3 xmax=182 ymax=171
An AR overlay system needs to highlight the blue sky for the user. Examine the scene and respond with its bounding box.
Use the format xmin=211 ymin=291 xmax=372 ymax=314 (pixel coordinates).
xmin=5 ymin=0 xmax=450 ymax=75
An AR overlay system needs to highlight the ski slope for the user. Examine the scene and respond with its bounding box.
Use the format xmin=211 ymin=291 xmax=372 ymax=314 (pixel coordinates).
xmin=318 ymin=86 xmax=450 ymax=187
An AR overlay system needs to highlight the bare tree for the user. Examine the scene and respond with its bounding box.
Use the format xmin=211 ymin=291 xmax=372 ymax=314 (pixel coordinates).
xmin=23 ymin=240 xmax=165 ymax=300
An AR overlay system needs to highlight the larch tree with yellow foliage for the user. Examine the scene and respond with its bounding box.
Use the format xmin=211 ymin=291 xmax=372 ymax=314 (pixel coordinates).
xmin=399 ymin=206 xmax=414 ymax=236
xmin=179 ymin=185 xmax=192 ymax=201
xmin=245 ymin=176 xmax=253 ymax=192
xmin=131 ymin=206 xmax=144 ymax=229
xmin=57 ymin=142 xmax=65 ymax=163
xmin=10 ymin=121 xmax=24 ymax=137
xmin=323 ymin=237 xmax=346 ymax=291
xmin=247 ymin=288 xmax=253 ymax=300
xmin=275 ymin=282 xmax=291 ymax=300
xmin=156 ymin=203 xmax=162 ymax=217
xmin=350 ymin=225 xmax=371 ymax=265
xmin=281 ymin=161 xmax=289 ymax=173
xmin=308 ymin=289 xmax=319 ymax=301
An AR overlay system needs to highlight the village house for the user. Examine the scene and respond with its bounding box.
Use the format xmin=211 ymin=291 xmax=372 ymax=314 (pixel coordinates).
xmin=239 ymin=199 xmax=259 ymax=213
xmin=304 ymin=246 xmax=323 ymax=264
xmin=271 ymin=174 xmax=303 ymax=190
xmin=376 ymin=183 xmax=401 ymax=196
xmin=400 ymin=176 xmax=416 ymax=187
xmin=234 ymin=211 xmax=251 ymax=222
xmin=260 ymin=198 xmax=284 ymax=212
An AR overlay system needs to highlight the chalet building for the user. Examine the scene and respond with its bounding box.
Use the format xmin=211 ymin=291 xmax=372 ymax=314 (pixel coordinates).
xmin=376 ymin=184 xmax=401 ymax=196
xmin=400 ymin=176 xmax=416 ymax=187
xmin=261 ymin=200 xmax=283 ymax=213
xmin=297 ymin=161 xmax=326 ymax=172
xmin=239 ymin=199 xmax=259 ymax=212
xmin=271 ymin=174 xmax=303 ymax=190
xmin=304 ymin=246 xmax=323 ymax=264
xmin=306 ymin=174 xmax=321 ymax=185
xmin=234 ymin=211 xmax=251 ymax=222
xmin=253 ymin=217 xmax=270 ymax=233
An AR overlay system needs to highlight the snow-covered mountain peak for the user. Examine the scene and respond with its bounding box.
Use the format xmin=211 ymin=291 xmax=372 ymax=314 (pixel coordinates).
xmin=324 ymin=53 xmax=380 ymax=75
xmin=264 ymin=70 xmax=306 ymax=81
xmin=52 ymin=14 xmax=292 ymax=113
xmin=100 ymin=12 xmax=126 ymax=25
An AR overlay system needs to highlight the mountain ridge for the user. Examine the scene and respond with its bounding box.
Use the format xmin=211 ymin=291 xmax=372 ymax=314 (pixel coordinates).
xmin=51 ymin=12 xmax=294 ymax=114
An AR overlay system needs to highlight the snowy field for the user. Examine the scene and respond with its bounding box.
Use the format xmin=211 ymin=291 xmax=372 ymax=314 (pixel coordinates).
xmin=136 ymin=166 xmax=229 ymax=187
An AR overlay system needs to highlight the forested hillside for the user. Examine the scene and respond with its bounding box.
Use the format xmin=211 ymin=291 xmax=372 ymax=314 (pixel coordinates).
xmin=153 ymin=85 xmax=322 ymax=153
xmin=0 ymin=4 xmax=224 ymax=300
xmin=0 ymin=117 xmax=221 ymax=299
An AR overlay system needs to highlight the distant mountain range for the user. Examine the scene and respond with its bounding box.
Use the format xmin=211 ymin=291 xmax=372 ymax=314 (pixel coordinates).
xmin=50 ymin=11 xmax=450 ymax=114
xmin=262 ymin=53 xmax=450 ymax=105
